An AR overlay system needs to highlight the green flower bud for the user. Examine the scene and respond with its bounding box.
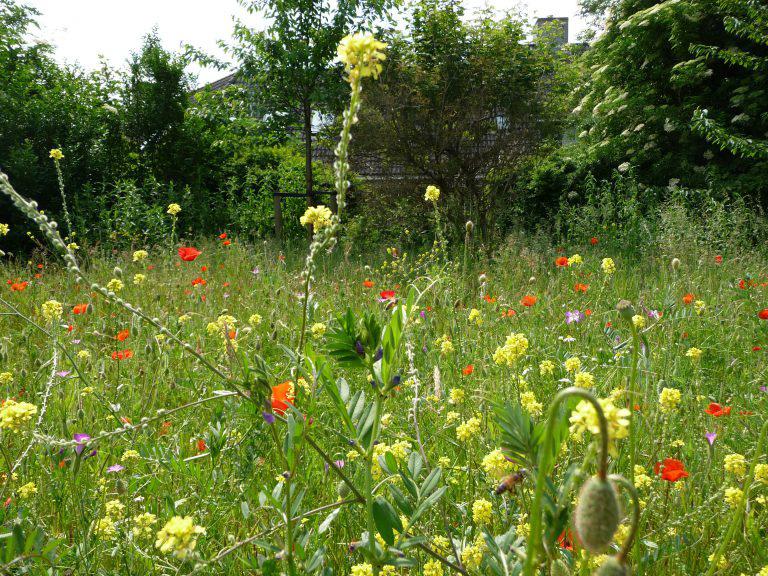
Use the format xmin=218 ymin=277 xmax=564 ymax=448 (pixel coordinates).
xmin=615 ymin=300 xmax=635 ymax=323
xmin=337 ymin=481 xmax=351 ymax=498
xmin=574 ymin=476 xmax=621 ymax=554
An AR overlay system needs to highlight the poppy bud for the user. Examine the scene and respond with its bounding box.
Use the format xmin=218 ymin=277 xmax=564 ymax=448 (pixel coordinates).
xmin=337 ymin=481 xmax=351 ymax=498
xmin=465 ymin=221 xmax=474 ymax=233
xmin=671 ymin=258 xmax=680 ymax=271
xmin=574 ymin=476 xmax=621 ymax=553
xmin=116 ymin=478 xmax=127 ymax=494
xmin=615 ymin=300 xmax=635 ymax=323
xmin=594 ymin=556 xmax=629 ymax=576
xmin=113 ymin=267 xmax=122 ymax=278
xmin=551 ymin=558 xmax=571 ymax=576
xmin=529 ymin=276 xmax=536 ymax=284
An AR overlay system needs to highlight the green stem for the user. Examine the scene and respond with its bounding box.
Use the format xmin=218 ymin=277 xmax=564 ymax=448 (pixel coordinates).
xmin=628 ymin=326 xmax=640 ymax=474
xmin=523 ymin=387 xmax=610 ymax=576
xmin=609 ymin=474 xmax=640 ymax=564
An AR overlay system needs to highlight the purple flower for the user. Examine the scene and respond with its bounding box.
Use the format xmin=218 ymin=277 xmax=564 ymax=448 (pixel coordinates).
xmin=73 ymin=433 xmax=91 ymax=455
xmin=72 ymin=339 xmax=81 ymax=344
xmin=420 ymin=310 xmax=426 ymax=320
xmin=56 ymin=370 xmax=71 ymax=378
xmin=705 ymin=432 xmax=717 ymax=446
xmin=107 ymin=464 xmax=125 ymax=473
xmin=760 ymin=386 xmax=767 ymax=393
xmin=648 ymin=310 xmax=661 ymax=320
xmin=251 ymin=267 xmax=260 ymax=276
xmin=262 ymin=411 xmax=276 ymax=424
xmin=355 ymin=340 xmax=365 ymax=357
xmin=565 ymin=310 xmax=584 ymax=324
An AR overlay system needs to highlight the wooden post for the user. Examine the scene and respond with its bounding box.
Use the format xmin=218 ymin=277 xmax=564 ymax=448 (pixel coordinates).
xmin=273 ymin=193 xmax=283 ymax=242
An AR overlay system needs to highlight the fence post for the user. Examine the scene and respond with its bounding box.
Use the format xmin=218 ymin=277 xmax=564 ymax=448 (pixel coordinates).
xmin=274 ymin=193 xmax=283 ymax=242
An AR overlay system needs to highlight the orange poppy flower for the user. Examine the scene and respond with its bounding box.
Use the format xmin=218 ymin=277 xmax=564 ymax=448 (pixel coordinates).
xmin=223 ymin=240 xmax=231 ymax=246
xmin=111 ymin=349 xmax=134 ymax=361
xmin=219 ymin=233 xmax=227 ymax=239
xmin=682 ymin=293 xmax=695 ymax=305
xmin=178 ymin=247 xmax=201 ymax=261
xmin=484 ymin=294 xmax=497 ymax=303
xmin=521 ymin=295 xmax=537 ymax=307
xmin=714 ymin=255 xmax=722 ymax=264
xmin=363 ymin=280 xmax=374 ymax=288
xmin=590 ymin=237 xmax=598 ymax=245
xmin=380 ymin=290 xmax=396 ymax=300
xmin=73 ymin=304 xmax=89 ymax=314
xmin=196 ymin=439 xmax=207 ymax=452
xmin=271 ymin=381 xmax=295 ymax=415
xmin=759 ymin=309 xmax=768 ymax=320
xmin=116 ymin=329 xmax=130 ymax=341
xmin=462 ymin=364 xmax=474 ymax=376
xmin=555 ymin=256 xmax=569 ymax=267
xmin=704 ymin=403 xmax=731 ymax=417
xmin=10 ymin=281 xmax=28 ymax=291
xmin=574 ymin=283 xmax=589 ymax=293
xmin=655 ymin=458 xmax=689 ymax=482
xmin=191 ymin=277 xmax=206 ymax=286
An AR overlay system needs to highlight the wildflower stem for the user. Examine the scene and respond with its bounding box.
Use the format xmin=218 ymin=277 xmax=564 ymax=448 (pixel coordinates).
xmin=609 ymin=474 xmax=640 ymax=563
xmin=628 ymin=325 xmax=640 ymax=474
xmin=523 ymin=387 xmax=609 ymax=576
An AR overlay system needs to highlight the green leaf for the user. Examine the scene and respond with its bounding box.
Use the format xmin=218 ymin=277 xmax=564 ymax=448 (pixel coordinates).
xmin=372 ymin=496 xmax=402 ymax=546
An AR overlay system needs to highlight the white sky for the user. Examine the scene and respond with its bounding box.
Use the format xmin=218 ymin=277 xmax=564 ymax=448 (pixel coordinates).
xmin=25 ymin=0 xmax=589 ymax=87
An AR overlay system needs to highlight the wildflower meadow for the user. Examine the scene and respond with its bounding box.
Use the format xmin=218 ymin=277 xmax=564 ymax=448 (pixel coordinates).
xmin=2 ymin=1 xmax=768 ymax=575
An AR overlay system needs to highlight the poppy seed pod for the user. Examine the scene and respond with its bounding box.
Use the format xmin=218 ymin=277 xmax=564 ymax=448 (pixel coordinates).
xmin=615 ymin=300 xmax=635 ymax=323
xmin=551 ymin=558 xmax=571 ymax=576
xmin=594 ymin=556 xmax=629 ymax=576
xmin=574 ymin=476 xmax=621 ymax=553
xmin=671 ymin=258 xmax=681 ymax=270
xmin=337 ymin=480 xmax=351 ymax=498
xmin=465 ymin=221 xmax=474 ymax=233
xmin=113 ymin=266 xmax=122 ymax=278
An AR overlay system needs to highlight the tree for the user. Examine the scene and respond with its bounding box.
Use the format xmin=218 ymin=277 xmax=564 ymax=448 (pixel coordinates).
xmin=228 ymin=0 xmax=394 ymax=213
xmin=571 ymin=0 xmax=768 ymax=204
xmin=355 ymin=0 xmax=577 ymax=240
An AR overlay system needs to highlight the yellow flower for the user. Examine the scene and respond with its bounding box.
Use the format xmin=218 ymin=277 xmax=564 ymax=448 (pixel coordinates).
xmin=41 ymin=300 xmax=63 ymax=322
xmin=659 ymin=387 xmax=682 ymax=413
xmin=686 ymin=347 xmax=703 ymax=361
xmin=472 ymin=498 xmax=493 ymax=524
xmin=724 ymin=486 xmax=744 ymax=509
xmin=93 ymin=517 xmax=117 ymax=541
xmin=601 ymin=257 xmax=616 ymax=275
xmin=18 ymin=482 xmax=37 ymax=499
xmin=249 ymin=313 xmax=262 ymax=326
xmin=724 ymin=453 xmax=746 ymax=478
xmin=573 ymin=371 xmax=595 ymax=388
xmin=481 ymin=448 xmax=515 ymax=479
xmin=121 ymin=449 xmax=141 ymax=463
xmin=493 ymin=333 xmax=529 ymax=366
xmin=49 ymin=148 xmax=64 ymax=160
xmin=456 ymin=416 xmax=481 ymax=442
xmin=446 ymin=411 xmax=460 ymax=424
xmin=425 ymin=185 xmax=440 ymax=202
xmin=448 ymin=388 xmax=465 ymax=404
xmin=468 ymin=308 xmax=482 ymax=326
xmin=0 ymin=223 xmax=9 ymax=236
xmin=567 ymin=253 xmax=583 ymax=266
xmin=0 ymin=372 xmax=13 ymax=385
xmin=67 ymin=242 xmax=79 ymax=251
xmin=350 ymin=563 xmax=374 ymax=576
xmin=632 ymin=314 xmax=646 ymax=329
xmin=520 ymin=390 xmax=543 ymax=416
xmin=155 ymin=516 xmax=205 ymax=559
xmin=564 ymin=356 xmax=581 ymax=373
xmin=569 ymin=397 xmax=630 ymax=457
xmin=105 ymin=499 xmax=125 ymax=518
xmin=132 ymin=512 xmax=157 ymax=539
xmin=694 ymin=300 xmax=706 ymax=315
xmin=81 ymin=386 xmax=94 ymax=395
xmin=299 ymin=205 xmax=333 ymax=230
xmin=337 ymin=32 xmax=387 ymax=80
xmin=167 ymin=203 xmax=182 ymax=216
xmin=0 ymin=399 xmax=38 ymax=431
xmin=106 ymin=278 xmax=124 ymax=292
xmin=539 ymin=360 xmax=555 ymax=376
xmin=424 ymin=558 xmax=444 ymax=576
xmin=133 ymin=273 xmax=146 ymax=286
xmin=755 ymin=463 xmax=768 ymax=485
xmin=77 ymin=350 xmax=91 ymax=361
xmin=132 ymin=250 xmax=148 ymax=262
xmin=435 ymin=334 xmax=454 ymax=355
xmin=311 ymin=322 xmax=327 ymax=338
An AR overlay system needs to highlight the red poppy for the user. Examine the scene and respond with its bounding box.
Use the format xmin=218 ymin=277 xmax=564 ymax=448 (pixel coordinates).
xmin=585 ymin=309 xmax=592 ymax=316
xmin=590 ymin=237 xmax=598 ymax=245
xmin=196 ymin=439 xmax=207 ymax=452
xmin=704 ymin=403 xmax=731 ymax=417
xmin=655 ymin=458 xmax=689 ymax=482
xmin=484 ymin=294 xmax=497 ymax=303
xmin=557 ymin=530 xmax=574 ymax=551
xmin=758 ymin=309 xmax=768 ymax=320
xmin=682 ymin=293 xmax=695 ymax=305
xmin=111 ymin=349 xmax=134 ymax=361
xmin=10 ymin=281 xmax=28 ymax=292
xmin=714 ymin=255 xmax=723 ymax=264
xmin=754 ymin=346 xmax=763 ymax=352
xmin=219 ymin=233 xmax=227 ymax=239
xmin=178 ymin=247 xmax=201 ymax=261
xmin=380 ymin=290 xmax=396 ymax=300
xmin=222 ymin=240 xmax=231 ymax=246
xmin=574 ymin=283 xmax=589 ymax=293
xmin=271 ymin=381 xmax=295 ymax=415
xmin=462 ymin=364 xmax=474 ymax=376
xmin=363 ymin=280 xmax=374 ymax=288
xmin=521 ymin=295 xmax=537 ymax=307
xmin=36 ymin=264 xmax=43 ymax=270
xmin=73 ymin=304 xmax=88 ymax=315
xmin=158 ymin=421 xmax=172 ymax=436
xmin=502 ymin=309 xmax=516 ymax=317
xmin=67 ymin=324 xmax=74 ymax=332
xmin=116 ymin=329 xmax=130 ymax=342
xmin=555 ymin=256 xmax=569 ymax=267
xmin=191 ymin=277 xmax=206 ymax=286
